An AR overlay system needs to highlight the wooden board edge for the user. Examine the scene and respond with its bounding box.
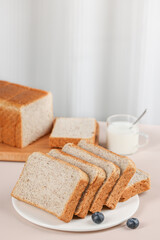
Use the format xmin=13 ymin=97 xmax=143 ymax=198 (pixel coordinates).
xmin=0 ymin=152 xmax=30 ymax=161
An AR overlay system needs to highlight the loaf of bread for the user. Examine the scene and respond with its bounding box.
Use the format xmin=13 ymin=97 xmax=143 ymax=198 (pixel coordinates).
xmin=11 ymin=152 xmax=89 ymax=222
xmin=0 ymin=81 xmax=53 ymax=148
xmin=49 ymin=149 xmax=106 ymax=218
xmin=120 ymin=169 xmax=150 ymax=202
xmin=49 ymin=117 xmax=97 ymax=148
xmin=78 ymin=140 xmax=136 ymax=209
xmin=62 ymin=143 xmax=120 ymax=213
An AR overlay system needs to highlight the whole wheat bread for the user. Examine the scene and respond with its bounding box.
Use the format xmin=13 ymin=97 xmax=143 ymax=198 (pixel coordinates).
xmin=0 ymin=81 xmax=53 ymax=148
xmin=49 ymin=149 xmax=106 ymax=218
xmin=11 ymin=152 xmax=88 ymax=223
xmin=78 ymin=140 xmax=136 ymax=209
xmin=120 ymin=169 xmax=150 ymax=202
xmin=62 ymin=143 xmax=120 ymax=213
xmin=49 ymin=117 xmax=97 ymax=148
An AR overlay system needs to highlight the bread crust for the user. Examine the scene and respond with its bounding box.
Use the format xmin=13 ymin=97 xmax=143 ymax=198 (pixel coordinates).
xmin=95 ymin=122 xmax=99 ymax=145
xmin=0 ymin=82 xmax=48 ymax=105
xmin=11 ymin=152 xmax=89 ymax=223
xmin=120 ymin=170 xmax=151 ymax=202
xmin=76 ymin=174 xmax=105 ymax=218
xmin=0 ymin=80 xmax=9 ymax=88
xmin=0 ymin=102 xmax=21 ymax=147
xmin=9 ymin=88 xmax=48 ymax=107
xmin=46 ymin=153 xmax=89 ymax=222
xmin=12 ymin=178 xmax=87 ymax=223
xmin=90 ymin=166 xmax=120 ymax=212
xmin=49 ymin=118 xmax=97 ymax=148
xmin=0 ymin=83 xmax=26 ymax=100
xmin=78 ymin=141 xmax=136 ymax=209
xmin=105 ymin=160 xmax=136 ymax=209
xmin=78 ymin=140 xmax=136 ymax=209
xmin=60 ymin=177 xmax=88 ymax=222
xmin=49 ymin=149 xmax=106 ymax=218
xmin=63 ymin=143 xmax=120 ymax=212
xmin=0 ymin=81 xmax=53 ymax=148
xmin=49 ymin=137 xmax=94 ymax=148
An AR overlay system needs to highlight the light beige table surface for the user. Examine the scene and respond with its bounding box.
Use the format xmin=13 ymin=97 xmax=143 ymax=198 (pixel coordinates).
xmin=0 ymin=122 xmax=160 ymax=240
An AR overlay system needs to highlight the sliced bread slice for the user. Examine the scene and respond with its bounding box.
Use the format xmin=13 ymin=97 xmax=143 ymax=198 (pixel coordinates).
xmin=49 ymin=149 xmax=106 ymax=218
xmin=11 ymin=152 xmax=89 ymax=222
xmin=120 ymin=169 xmax=150 ymax=202
xmin=49 ymin=117 xmax=97 ymax=148
xmin=62 ymin=143 xmax=120 ymax=213
xmin=78 ymin=140 xmax=136 ymax=209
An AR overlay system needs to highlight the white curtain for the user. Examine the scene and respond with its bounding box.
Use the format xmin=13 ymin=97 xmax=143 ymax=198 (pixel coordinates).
xmin=0 ymin=0 xmax=160 ymax=124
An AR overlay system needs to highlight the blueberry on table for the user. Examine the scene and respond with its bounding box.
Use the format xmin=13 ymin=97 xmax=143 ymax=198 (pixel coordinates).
xmin=127 ymin=218 xmax=139 ymax=229
xmin=92 ymin=212 xmax=104 ymax=224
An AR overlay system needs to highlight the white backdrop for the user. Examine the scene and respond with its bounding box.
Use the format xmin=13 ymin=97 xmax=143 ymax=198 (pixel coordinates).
xmin=0 ymin=0 xmax=160 ymax=124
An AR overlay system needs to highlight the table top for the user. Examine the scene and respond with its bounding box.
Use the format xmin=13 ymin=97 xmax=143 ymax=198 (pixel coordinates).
xmin=0 ymin=122 xmax=160 ymax=240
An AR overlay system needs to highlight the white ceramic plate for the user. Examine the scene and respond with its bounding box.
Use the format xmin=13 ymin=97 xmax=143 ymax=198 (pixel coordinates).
xmin=12 ymin=195 xmax=139 ymax=232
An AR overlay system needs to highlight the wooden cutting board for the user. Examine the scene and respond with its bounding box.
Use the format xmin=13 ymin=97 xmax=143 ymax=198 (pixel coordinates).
xmin=0 ymin=122 xmax=101 ymax=162
xmin=0 ymin=134 xmax=53 ymax=161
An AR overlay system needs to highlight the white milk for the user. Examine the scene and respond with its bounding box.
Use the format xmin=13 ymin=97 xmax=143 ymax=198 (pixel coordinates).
xmin=107 ymin=121 xmax=139 ymax=155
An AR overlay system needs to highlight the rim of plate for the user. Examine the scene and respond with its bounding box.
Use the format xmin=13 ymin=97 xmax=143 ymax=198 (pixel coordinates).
xmin=12 ymin=195 xmax=139 ymax=232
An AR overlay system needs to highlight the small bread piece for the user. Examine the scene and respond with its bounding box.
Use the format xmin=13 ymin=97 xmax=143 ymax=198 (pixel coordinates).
xmin=11 ymin=152 xmax=89 ymax=223
xmin=120 ymin=169 xmax=151 ymax=202
xmin=78 ymin=140 xmax=136 ymax=209
xmin=49 ymin=149 xmax=106 ymax=218
xmin=49 ymin=118 xmax=97 ymax=148
xmin=62 ymin=143 xmax=120 ymax=213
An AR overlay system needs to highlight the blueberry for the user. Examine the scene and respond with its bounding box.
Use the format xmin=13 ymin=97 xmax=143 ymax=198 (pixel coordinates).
xmin=92 ymin=212 xmax=104 ymax=224
xmin=127 ymin=218 xmax=139 ymax=229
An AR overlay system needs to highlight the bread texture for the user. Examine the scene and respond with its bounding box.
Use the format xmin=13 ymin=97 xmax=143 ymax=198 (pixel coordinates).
xmin=120 ymin=169 xmax=150 ymax=202
xmin=49 ymin=149 xmax=106 ymax=218
xmin=78 ymin=140 xmax=136 ymax=209
xmin=11 ymin=152 xmax=89 ymax=223
xmin=0 ymin=81 xmax=53 ymax=148
xmin=49 ymin=118 xmax=97 ymax=148
xmin=62 ymin=143 xmax=120 ymax=213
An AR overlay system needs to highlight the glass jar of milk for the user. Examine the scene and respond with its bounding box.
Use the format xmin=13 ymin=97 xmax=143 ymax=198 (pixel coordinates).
xmin=107 ymin=114 xmax=148 ymax=155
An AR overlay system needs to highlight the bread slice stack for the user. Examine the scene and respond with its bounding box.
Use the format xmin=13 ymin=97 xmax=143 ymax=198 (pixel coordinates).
xmin=0 ymin=80 xmax=53 ymax=148
xmin=62 ymin=143 xmax=120 ymax=212
xmin=49 ymin=117 xmax=97 ymax=148
xmin=11 ymin=142 xmax=150 ymax=223
xmin=49 ymin=149 xmax=106 ymax=218
xmin=78 ymin=140 xmax=136 ymax=209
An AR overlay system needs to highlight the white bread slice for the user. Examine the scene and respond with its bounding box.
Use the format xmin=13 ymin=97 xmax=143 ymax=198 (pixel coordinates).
xmin=49 ymin=117 xmax=97 ymax=148
xmin=0 ymin=81 xmax=53 ymax=147
xmin=49 ymin=149 xmax=106 ymax=218
xmin=78 ymin=140 xmax=136 ymax=209
xmin=62 ymin=143 xmax=120 ymax=213
xmin=11 ymin=152 xmax=89 ymax=223
xmin=120 ymin=169 xmax=150 ymax=202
